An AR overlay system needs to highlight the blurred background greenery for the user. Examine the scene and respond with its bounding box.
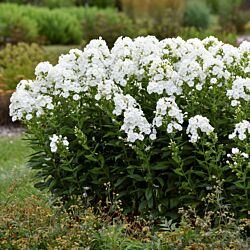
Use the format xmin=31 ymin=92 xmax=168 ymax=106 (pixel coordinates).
xmin=0 ymin=0 xmax=249 ymax=93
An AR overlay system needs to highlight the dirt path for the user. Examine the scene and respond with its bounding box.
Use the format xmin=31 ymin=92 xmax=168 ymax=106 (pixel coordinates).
xmin=0 ymin=126 xmax=25 ymax=137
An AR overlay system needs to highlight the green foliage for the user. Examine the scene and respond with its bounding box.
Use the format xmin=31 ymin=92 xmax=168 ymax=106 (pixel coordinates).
xmin=0 ymin=3 xmax=134 ymax=46
xmin=180 ymin=27 xmax=237 ymax=45
xmin=212 ymin=0 xmax=242 ymax=32
xmin=41 ymin=0 xmax=76 ymax=8
xmin=183 ymin=0 xmax=211 ymax=29
xmin=121 ymin=0 xmax=186 ymax=38
xmin=65 ymin=7 xmax=135 ymax=47
xmin=0 ymin=43 xmax=45 ymax=90
xmin=0 ymin=3 xmax=83 ymax=45
xmin=89 ymin=0 xmax=116 ymax=8
xmin=0 ymin=4 xmax=38 ymax=44
xmin=29 ymin=8 xmax=83 ymax=44
xmin=206 ymin=0 xmax=242 ymax=15
xmin=12 ymin=36 xmax=249 ymax=220
xmin=0 ymin=135 xmax=249 ymax=248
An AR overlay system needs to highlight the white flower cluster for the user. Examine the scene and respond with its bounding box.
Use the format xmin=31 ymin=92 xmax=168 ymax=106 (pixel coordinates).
xmin=10 ymin=80 xmax=54 ymax=121
xmin=113 ymin=93 xmax=151 ymax=142
xmin=229 ymin=120 xmax=250 ymax=140
xmin=49 ymin=134 xmax=69 ymax=153
xmin=227 ymin=147 xmax=249 ymax=158
xmin=227 ymin=77 xmax=250 ymax=106
xmin=186 ymin=115 xmax=214 ymax=143
xmin=153 ymin=97 xmax=184 ymax=133
xmin=9 ymin=36 xmax=250 ymax=143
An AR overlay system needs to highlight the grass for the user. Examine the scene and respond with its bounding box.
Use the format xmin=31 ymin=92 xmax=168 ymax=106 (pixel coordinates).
xmin=0 ymin=135 xmax=45 ymax=205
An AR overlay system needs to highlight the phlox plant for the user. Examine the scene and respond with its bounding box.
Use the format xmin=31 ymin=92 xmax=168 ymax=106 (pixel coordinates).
xmin=10 ymin=36 xmax=250 ymax=219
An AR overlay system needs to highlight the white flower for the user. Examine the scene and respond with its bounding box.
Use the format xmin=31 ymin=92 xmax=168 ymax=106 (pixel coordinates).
xmin=229 ymin=120 xmax=250 ymax=140
xmin=186 ymin=115 xmax=214 ymax=143
xmin=49 ymin=134 xmax=69 ymax=153
xmin=231 ymin=148 xmax=240 ymax=154
xmin=73 ymin=94 xmax=80 ymax=101
xmin=241 ymin=152 xmax=249 ymax=158
xmin=210 ymin=78 xmax=217 ymax=84
xmin=227 ymin=77 xmax=250 ymax=105
xmin=9 ymin=36 xmax=249 ymax=146
xmin=152 ymin=97 xmax=184 ymax=136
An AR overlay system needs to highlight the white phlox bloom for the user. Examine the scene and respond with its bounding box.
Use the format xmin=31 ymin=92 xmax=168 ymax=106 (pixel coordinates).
xmin=49 ymin=134 xmax=69 ymax=153
xmin=10 ymin=36 xmax=250 ymax=144
xmin=176 ymin=59 xmax=205 ymax=90
xmin=227 ymin=77 xmax=250 ymax=106
xmin=77 ymin=38 xmax=111 ymax=90
xmin=229 ymin=120 xmax=250 ymax=140
xmin=153 ymin=97 xmax=184 ymax=133
xmin=112 ymin=93 xmax=137 ymax=116
xmin=147 ymin=60 xmax=181 ymax=95
xmin=9 ymin=80 xmax=54 ymax=121
xmin=186 ymin=115 xmax=214 ymax=143
xmin=95 ymin=80 xmax=121 ymax=101
xmin=112 ymin=93 xmax=151 ymax=142
xmin=110 ymin=37 xmax=137 ymax=86
xmin=35 ymin=61 xmax=53 ymax=80
xmin=121 ymin=107 xmax=151 ymax=143
xmin=231 ymin=147 xmax=240 ymax=154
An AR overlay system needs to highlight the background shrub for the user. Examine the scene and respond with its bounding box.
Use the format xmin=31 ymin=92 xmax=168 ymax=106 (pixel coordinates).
xmin=0 ymin=4 xmax=38 ymax=44
xmin=211 ymin=0 xmax=242 ymax=32
xmin=183 ymin=0 xmax=211 ymax=29
xmin=180 ymin=27 xmax=237 ymax=45
xmin=89 ymin=0 xmax=116 ymax=8
xmin=0 ymin=4 xmax=83 ymax=45
xmin=0 ymin=3 xmax=133 ymax=46
xmin=28 ymin=8 xmax=83 ymax=45
xmin=121 ymin=0 xmax=185 ymax=38
xmin=0 ymin=43 xmax=45 ymax=90
xmin=65 ymin=7 xmax=135 ymax=47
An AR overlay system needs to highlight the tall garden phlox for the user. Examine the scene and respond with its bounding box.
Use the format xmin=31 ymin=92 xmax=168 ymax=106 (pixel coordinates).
xmin=10 ymin=36 xmax=250 ymax=218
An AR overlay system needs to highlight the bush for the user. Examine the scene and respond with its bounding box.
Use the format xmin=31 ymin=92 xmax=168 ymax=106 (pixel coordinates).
xmin=180 ymin=27 xmax=237 ymax=45
xmin=0 ymin=3 xmax=134 ymax=46
xmin=0 ymin=4 xmax=38 ymax=44
xmin=65 ymin=7 xmax=135 ymax=47
xmin=10 ymin=37 xmax=250 ymax=219
xmin=233 ymin=10 xmax=250 ymax=34
xmin=82 ymin=8 xmax=134 ymax=47
xmin=183 ymin=0 xmax=211 ymax=29
xmin=214 ymin=0 xmax=242 ymax=32
xmin=121 ymin=0 xmax=185 ymax=38
xmin=41 ymin=0 xmax=76 ymax=8
xmin=89 ymin=0 xmax=116 ymax=8
xmin=0 ymin=4 xmax=83 ymax=45
xmin=0 ymin=43 xmax=45 ymax=90
xmin=22 ymin=5 xmax=83 ymax=45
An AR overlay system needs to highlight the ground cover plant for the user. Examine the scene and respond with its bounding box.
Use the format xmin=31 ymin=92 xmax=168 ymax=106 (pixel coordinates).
xmin=9 ymin=36 xmax=250 ymax=225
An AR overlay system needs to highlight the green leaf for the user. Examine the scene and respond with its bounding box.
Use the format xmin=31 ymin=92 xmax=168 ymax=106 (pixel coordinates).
xmin=145 ymin=187 xmax=153 ymax=202
xmin=85 ymin=154 xmax=98 ymax=162
xmin=173 ymin=168 xmax=184 ymax=176
xmin=151 ymin=162 xmax=169 ymax=170
xmin=128 ymin=174 xmax=144 ymax=181
xmin=60 ymin=165 xmax=74 ymax=172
